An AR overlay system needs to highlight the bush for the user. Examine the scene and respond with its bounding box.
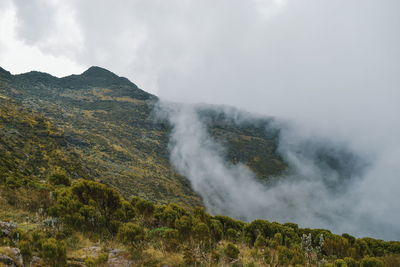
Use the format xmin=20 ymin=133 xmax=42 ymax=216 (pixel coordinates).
xmin=176 ymin=215 xmax=193 ymax=239
xmin=149 ymin=227 xmax=178 ymax=240
xmin=360 ymin=256 xmax=384 ymax=267
xmin=18 ymin=240 xmax=32 ymax=263
xmin=117 ymin=200 xmax=136 ymax=222
xmin=84 ymin=257 xmax=96 ymax=266
xmin=244 ymin=219 xmax=285 ymax=246
xmin=268 ymin=239 xmax=278 ymax=249
xmin=278 ymin=246 xmax=293 ymax=265
xmin=148 ymin=227 xmax=179 ymax=251
xmin=254 ymin=234 xmax=267 ymax=249
xmin=40 ymin=238 xmax=66 ymax=267
xmin=209 ymin=219 xmax=223 ymax=243
xmin=334 ymin=259 xmax=348 ymax=267
xmin=117 ymin=222 xmax=145 ymax=247
xmin=214 ymin=215 xmax=244 ymax=235
xmin=48 ymin=170 xmax=71 ymax=186
xmin=274 ymin=232 xmax=283 ymax=245
xmin=224 ymin=243 xmax=240 ymax=260
xmin=134 ymin=198 xmax=155 ymax=218
xmin=343 ymin=257 xmax=358 ymax=267
xmin=226 ymin=228 xmax=240 ymax=242
xmin=192 ymin=222 xmax=210 ymax=243
xmin=50 ymin=179 xmax=122 ymax=233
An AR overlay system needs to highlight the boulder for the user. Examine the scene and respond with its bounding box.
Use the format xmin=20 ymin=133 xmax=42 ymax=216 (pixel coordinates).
xmin=0 ymin=221 xmax=17 ymax=237
xmin=0 ymin=247 xmax=23 ymax=267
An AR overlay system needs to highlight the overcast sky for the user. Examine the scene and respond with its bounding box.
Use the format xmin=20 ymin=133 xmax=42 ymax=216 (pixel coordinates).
xmin=1 ymin=1 xmax=398 ymax=95
xmin=1 ymin=0 xmax=398 ymax=143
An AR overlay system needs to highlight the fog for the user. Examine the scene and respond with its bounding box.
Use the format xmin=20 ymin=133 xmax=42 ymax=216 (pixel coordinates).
xmin=2 ymin=0 xmax=400 ymax=239
xmin=156 ymin=101 xmax=400 ymax=239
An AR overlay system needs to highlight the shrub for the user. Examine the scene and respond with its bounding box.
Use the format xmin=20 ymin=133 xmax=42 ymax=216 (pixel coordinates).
xmin=117 ymin=222 xmax=145 ymax=248
xmin=40 ymin=238 xmax=66 ymax=267
xmin=214 ymin=215 xmax=244 ymax=235
xmin=360 ymin=256 xmax=384 ymax=267
xmin=209 ymin=219 xmax=223 ymax=243
xmin=254 ymin=234 xmax=267 ymax=249
xmin=274 ymin=233 xmax=283 ymax=245
xmin=224 ymin=243 xmax=240 ymax=260
xmin=175 ymin=215 xmax=193 ymax=239
xmin=148 ymin=227 xmax=179 ymax=251
xmin=343 ymin=257 xmax=358 ymax=267
xmin=244 ymin=219 xmax=274 ymax=245
xmin=50 ymin=179 xmax=122 ymax=233
xmin=135 ymin=198 xmax=154 ymax=218
xmin=278 ymin=246 xmax=293 ymax=265
xmin=117 ymin=200 xmax=136 ymax=222
xmin=48 ymin=170 xmax=71 ymax=186
xmin=334 ymin=259 xmax=348 ymax=267
xmin=192 ymin=222 xmax=210 ymax=243
xmin=84 ymin=257 xmax=96 ymax=267
xmin=226 ymin=228 xmax=240 ymax=242
xmin=18 ymin=240 xmax=33 ymax=263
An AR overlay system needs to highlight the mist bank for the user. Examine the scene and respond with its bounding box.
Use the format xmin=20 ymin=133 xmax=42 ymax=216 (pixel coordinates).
xmin=156 ymin=100 xmax=400 ymax=240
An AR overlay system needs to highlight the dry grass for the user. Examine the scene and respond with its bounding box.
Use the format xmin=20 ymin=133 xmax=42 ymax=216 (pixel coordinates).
xmin=144 ymin=246 xmax=184 ymax=266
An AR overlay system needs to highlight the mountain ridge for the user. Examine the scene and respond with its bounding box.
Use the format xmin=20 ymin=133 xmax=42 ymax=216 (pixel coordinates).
xmin=1 ymin=66 xmax=152 ymax=100
xmin=0 ymin=65 xmax=287 ymax=207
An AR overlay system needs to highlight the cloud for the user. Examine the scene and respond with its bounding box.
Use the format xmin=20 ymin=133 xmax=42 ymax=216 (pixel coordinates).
xmin=0 ymin=1 xmax=83 ymax=76
xmin=5 ymin=0 xmax=400 ymax=103
xmin=7 ymin=0 xmax=398 ymax=126
xmin=6 ymin=0 xmax=288 ymax=93
xmin=158 ymin=101 xmax=400 ymax=239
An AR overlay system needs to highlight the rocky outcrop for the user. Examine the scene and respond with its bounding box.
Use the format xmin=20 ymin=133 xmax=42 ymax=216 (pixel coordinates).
xmin=0 ymin=247 xmax=23 ymax=267
xmin=0 ymin=221 xmax=17 ymax=238
xmin=107 ymin=249 xmax=134 ymax=267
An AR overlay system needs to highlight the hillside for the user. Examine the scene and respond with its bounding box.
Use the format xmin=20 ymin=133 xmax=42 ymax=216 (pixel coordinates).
xmin=0 ymin=66 xmax=286 ymax=206
xmin=1 ymin=166 xmax=399 ymax=266
xmin=1 ymin=67 xmax=400 ymax=266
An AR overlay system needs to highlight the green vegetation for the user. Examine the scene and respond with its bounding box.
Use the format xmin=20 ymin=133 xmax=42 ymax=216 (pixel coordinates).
xmin=0 ymin=66 xmax=287 ymax=208
xmin=224 ymin=243 xmax=240 ymax=260
xmin=2 ymin=173 xmax=400 ymax=266
xmin=1 ymin=66 xmax=399 ymax=266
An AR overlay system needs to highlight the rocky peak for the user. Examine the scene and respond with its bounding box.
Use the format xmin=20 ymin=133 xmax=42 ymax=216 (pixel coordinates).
xmin=81 ymin=66 xmax=119 ymax=79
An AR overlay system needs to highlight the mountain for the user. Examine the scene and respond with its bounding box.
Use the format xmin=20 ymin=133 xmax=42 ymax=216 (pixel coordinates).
xmin=0 ymin=66 xmax=286 ymax=207
xmin=1 ymin=66 xmax=399 ymax=266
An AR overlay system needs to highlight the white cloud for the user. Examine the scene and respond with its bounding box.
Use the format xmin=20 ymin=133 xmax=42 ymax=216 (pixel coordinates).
xmin=0 ymin=1 xmax=84 ymax=76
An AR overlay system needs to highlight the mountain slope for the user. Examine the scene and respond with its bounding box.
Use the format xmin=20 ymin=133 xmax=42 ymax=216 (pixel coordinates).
xmin=0 ymin=66 xmax=286 ymax=206
xmin=0 ymin=97 xmax=91 ymax=183
xmin=1 ymin=66 xmax=400 ymax=267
